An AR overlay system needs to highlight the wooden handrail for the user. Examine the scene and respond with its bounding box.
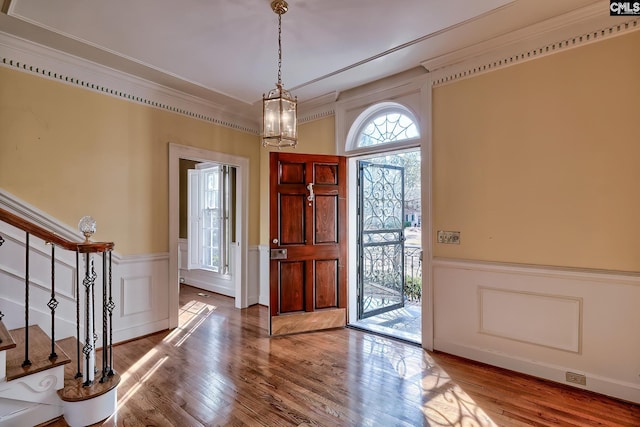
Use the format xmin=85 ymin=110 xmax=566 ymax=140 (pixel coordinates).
xmin=0 ymin=207 xmax=114 ymax=253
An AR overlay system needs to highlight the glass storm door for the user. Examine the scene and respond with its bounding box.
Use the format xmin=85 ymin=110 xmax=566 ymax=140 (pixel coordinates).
xmin=358 ymin=161 xmax=405 ymax=319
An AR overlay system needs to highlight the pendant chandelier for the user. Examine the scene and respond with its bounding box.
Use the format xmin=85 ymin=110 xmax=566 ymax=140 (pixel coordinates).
xmin=262 ymin=0 xmax=297 ymax=148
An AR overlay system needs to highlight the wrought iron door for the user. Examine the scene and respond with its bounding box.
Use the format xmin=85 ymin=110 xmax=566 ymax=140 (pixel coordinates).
xmin=358 ymin=161 xmax=405 ymax=319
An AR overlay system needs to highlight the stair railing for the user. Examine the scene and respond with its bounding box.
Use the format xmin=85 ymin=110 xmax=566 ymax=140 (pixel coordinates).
xmin=0 ymin=207 xmax=115 ymax=386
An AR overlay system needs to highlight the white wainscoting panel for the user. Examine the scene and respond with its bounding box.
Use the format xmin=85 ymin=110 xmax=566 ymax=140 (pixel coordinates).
xmin=121 ymin=276 xmax=152 ymax=316
xmin=433 ymin=258 xmax=640 ymax=403
xmin=479 ymin=287 xmax=581 ymax=353
xmin=115 ymin=253 xmax=170 ymax=343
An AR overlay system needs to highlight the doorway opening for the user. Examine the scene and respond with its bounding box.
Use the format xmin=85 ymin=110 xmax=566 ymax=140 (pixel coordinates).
xmin=182 ymin=161 xmax=238 ymax=297
xmin=169 ymin=143 xmax=249 ymax=330
xmin=350 ymin=149 xmax=422 ymax=344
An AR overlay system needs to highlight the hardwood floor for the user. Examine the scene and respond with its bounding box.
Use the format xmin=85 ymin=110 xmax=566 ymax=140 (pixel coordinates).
xmin=48 ymin=284 xmax=640 ymax=426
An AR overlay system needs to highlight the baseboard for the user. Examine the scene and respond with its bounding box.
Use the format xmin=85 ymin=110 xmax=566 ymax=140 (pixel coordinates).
xmin=433 ymin=258 xmax=640 ymax=404
xmin=435 ymin=340 xmax=640 ymax=404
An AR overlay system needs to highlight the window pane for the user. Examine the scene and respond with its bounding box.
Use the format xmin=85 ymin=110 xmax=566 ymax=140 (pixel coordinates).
xmin=358 ymin=112 xmax=419 ymax=147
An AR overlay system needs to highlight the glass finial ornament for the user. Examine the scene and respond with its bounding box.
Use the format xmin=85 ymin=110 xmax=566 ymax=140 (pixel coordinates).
xmin=78 ymin=216 xmax=97 ymax=242
xmin=262 ymin=0 xmax=297 ymax=148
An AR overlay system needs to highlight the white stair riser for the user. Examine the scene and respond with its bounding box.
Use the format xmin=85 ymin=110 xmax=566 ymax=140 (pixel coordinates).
xmin=0 ymin=400 xmax=62 ymax=427
xmin=64 ymin=388 xmax=117 ymax=427
xmin=0 ymin=366 xmax=65 ymax=404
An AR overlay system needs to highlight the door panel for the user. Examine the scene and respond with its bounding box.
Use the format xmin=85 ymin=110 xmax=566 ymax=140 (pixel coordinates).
xmin=280 ymin=195 xmax=305 ymax=244
xmin=314 ymin=259 xmax=338 ymax=309
xmin=279 ymin=261 xmax=305 ymax=313
xmin=270 ymin=152 xmax=347 ymax=336
xmin=314 ymin=195 xmax=338 ymax=243
xmin=358 ymin=161 xmax=405 ymax=320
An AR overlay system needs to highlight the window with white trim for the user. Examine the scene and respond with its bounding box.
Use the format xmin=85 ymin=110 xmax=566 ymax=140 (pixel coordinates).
xmin=345 ymin=102 xmax=420 ymax=154
xmin=187 ymin=163 xmax=234 ymax=274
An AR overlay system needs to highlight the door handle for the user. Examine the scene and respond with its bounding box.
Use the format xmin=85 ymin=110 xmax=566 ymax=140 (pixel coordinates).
xmin=306 ymin=183 xmax=315 ymax=202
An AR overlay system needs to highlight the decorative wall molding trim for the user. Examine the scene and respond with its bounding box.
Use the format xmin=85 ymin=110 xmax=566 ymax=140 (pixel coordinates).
xmin=478 ymin=287 xmax=582 ymax=353
xmin=0 ymin=32 xmax=259 ymax=135
xmin=299 ymin=108 xmax=335 ymax=124
xmin=433 ymin=258 xmax=640 ymax=286
xmin=430 ymin=13 xmax=640 ymax=86
xmin=433 ymin=257 xmax=640 ymax=403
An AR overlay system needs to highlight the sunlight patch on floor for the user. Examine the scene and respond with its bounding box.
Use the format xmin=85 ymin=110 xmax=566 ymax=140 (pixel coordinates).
xmin=421 ymin=384 xmax=497 ymax=427
xmin=117 ymin=354 xmax=169 ymax=408
xmin=161 ymin=299 xmax=217 ymax=346
xmin=420 ymin=358 xmax=497 ymax=426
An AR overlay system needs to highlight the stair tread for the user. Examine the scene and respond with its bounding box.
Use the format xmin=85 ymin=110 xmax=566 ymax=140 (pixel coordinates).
xmin=6 ymin=325 xmax=71 ymax=381
xmin=57 ymin=371 xmax=121 ymax=402
xmin=0 ymin=320 xmax=17 ymax=352
xmin=56 ymin=336 xmax=121 ymax=402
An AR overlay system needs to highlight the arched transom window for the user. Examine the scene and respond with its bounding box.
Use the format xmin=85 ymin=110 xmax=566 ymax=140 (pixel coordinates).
xmin=346 ymin=102 xmax=420 ymax=153
xmin=359 ymin=111 xmax=419 ymax=147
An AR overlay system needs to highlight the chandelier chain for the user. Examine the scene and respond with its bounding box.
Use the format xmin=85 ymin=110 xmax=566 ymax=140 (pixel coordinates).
xmin=277 ymin=11 xmax=283 ymax=86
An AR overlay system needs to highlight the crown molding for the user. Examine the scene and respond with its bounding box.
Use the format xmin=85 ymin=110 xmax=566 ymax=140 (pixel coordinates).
xmin=428 ymin=4 xmax=640 ymax=85
xmin=298 ymin=92 xmax=338 ymax=124
xmin=0 ymin=31 xmax=261 ymax=135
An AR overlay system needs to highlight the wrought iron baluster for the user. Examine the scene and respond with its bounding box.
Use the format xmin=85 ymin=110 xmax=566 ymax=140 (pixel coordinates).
xmin=100 ymin=252 xmax=108 ymax=383
xmin=48 ymin=243 xmax=58 ymax=360
xmin=107 ymin=250 xmax=115 ymax=376
xmin=82 ymin=254 xmax=95 ymax=387
xmin=75 ymin=250 xmax=82 ymax=378
xmin=92 ymin=259 xmax=97 ymax=375
xmin=22 ymin=232 xmax=31 ymax=368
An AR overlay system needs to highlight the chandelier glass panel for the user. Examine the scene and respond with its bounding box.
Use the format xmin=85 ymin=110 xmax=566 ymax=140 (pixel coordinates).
xmin=262 ymin=0 xmax=297 ymax=148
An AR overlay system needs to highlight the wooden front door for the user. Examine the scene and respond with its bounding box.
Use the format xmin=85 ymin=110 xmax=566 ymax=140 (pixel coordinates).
xmin=269 ymin=152 xmax=347 ymax=335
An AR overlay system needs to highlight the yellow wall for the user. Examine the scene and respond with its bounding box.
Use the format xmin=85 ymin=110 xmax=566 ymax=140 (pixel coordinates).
xmin=433 ymin=30 xmax=640 ymax=271
xmin=0 ymin=67 xmax=261 ymax=255
xmin=258 ymin=115 xmax=337 ymax=243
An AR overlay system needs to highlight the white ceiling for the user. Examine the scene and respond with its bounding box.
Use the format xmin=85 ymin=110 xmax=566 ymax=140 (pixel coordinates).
xmin=0 ymin=0 xmax=603 ymax=111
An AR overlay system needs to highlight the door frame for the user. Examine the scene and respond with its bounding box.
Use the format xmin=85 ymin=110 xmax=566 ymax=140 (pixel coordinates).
xmin=168 ymin=143 xmax=250 ymax=329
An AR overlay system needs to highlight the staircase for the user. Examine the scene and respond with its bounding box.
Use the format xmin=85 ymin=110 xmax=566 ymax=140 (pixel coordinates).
xmin=0 ymin=207 xmax=119 ymax=426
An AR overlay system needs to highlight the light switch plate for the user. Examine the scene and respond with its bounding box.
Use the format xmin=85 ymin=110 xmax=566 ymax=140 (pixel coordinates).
xmin=437 ymin=230 xmax=460 ymax=244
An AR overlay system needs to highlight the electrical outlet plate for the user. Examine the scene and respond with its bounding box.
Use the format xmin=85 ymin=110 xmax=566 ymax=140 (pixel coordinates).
xmin=565 ymin=372 xmax=586 ymax=385
xmin=437 ymin=230 xmax=460 ymax=244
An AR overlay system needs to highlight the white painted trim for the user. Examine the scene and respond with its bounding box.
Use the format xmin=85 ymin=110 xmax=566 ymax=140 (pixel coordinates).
xmin=433 ymin=258 xmax=640 ymax=286
xmin=335 ymin=76 xmax=429 ymax=157
xmin=62 ymin=387 xmax=117 ymax=427
xmin=0 ymin=31 xmax=258 ymax=134
xmin=420 ymin=76 xmax=434 ymax=351
xmin=257 ymin=245 xmax=270 ymax=307
xmin=429 ymin=11 xmax=640 ymax=86
xmin=432 ymin=258 xmax=640 ymax=403
xmin=168 ymin=143 xmax=250 ymax=330
xmin=339 ymin=76 xmax=433 ymax=349
xmin=437 ymin=341 xmax=640 ymax=404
